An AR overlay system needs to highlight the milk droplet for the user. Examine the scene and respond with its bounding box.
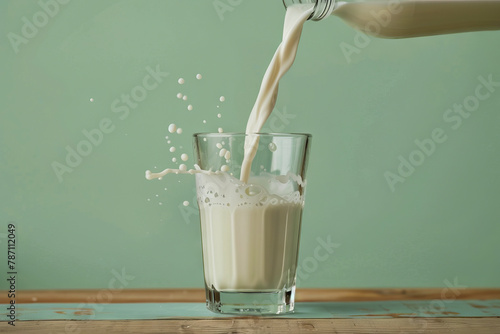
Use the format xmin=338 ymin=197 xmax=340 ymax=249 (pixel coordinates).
xmin=90 ymin=98 xmax=94 ymax=102
xmin=176 ymin=128 xmax=183 ymax=134
xmin=216 ymin=143 xmax=222 ymax=149
xmin=219 ymin=148 xmax=227 ymax=157
xmin=196 ymin=74 xmax=202 ymax=80
xmin=167 ymin=140 xmax=171 ymax=144
xmin=170 ymin=147 xmax=176 ymax=152
xmin=187 ymin=105 xmax=193 ymax=111
xmin=221 ymin=165 xmax=229 ymax=172
xmin=181 ymin=153 xmax=188 ymax=161
xmin=179 ymin=164 xmax=187 ymax=171
xmin=165 ymin=136 xmax=169 ymax=139
xmin=224 ymin=151 xmax=231 ymax=160
xmin=268 ymin=142 xmax=277 ymax=152
xmin=219 ymin=96 xmax=225 ymax=102
xmin=168 ymin=124 xmax=177 ymax=133
xmin=245 ymin=186 xmax=261 ymax=196
xmin=217 ymin=113 xmax=222 ymax=118
xmin=218 ymin=128 xmax=223 ymax=133
xmin=203 ymin=120 xmax=207 ymax=124
xmin=183 ymin=95 xmax=188 ymax=101
xmin=172 ymin=157 xmax=177 ymax=162
xmin=178 ymin=78 xmax=185 ymax=84
xmin=183 ymin=201 xmax=190 ymax=206
xmin=176 ymin=93 xmax=182 ymax=99
xmin=159 ymin=202 xmax=163 ymax=205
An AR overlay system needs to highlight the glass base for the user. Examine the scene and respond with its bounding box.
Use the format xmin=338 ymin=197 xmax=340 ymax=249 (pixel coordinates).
xmin=205 ymin=285 xmax=295 ymax=315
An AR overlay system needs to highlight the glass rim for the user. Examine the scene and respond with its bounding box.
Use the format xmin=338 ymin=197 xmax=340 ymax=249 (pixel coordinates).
xmin=193 ymin=132 xmax=312 ymax=139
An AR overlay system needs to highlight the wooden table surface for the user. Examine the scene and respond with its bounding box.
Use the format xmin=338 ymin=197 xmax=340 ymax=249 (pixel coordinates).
xmin=1 ymin=288 xmax=499 ymax=333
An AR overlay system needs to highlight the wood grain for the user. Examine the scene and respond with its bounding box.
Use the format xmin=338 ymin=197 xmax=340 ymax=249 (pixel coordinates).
xmin=1 ymin=318 xmax=499 ymax=334
xmin=3 ymin=288 xmax=499 ymax=304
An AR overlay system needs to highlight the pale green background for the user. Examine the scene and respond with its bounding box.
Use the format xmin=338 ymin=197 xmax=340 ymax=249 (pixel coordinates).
xmin=0 ymin=0 xmax=499 ymax=291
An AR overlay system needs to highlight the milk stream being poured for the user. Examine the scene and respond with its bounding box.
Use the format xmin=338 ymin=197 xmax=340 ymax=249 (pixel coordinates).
xmin=240 ymin=4 xmax=314 ymax=183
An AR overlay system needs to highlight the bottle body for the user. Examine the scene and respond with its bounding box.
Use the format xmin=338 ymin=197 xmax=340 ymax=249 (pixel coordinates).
xmin=283 ymin=0 xmax=500 ymax=38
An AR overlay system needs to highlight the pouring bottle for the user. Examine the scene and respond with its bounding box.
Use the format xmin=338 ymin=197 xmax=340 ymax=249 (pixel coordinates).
xmin=282 ymin=0 xmax=500 ymax=38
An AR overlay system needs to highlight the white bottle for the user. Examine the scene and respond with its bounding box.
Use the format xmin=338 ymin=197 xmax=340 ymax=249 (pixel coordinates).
xmin=283 ymin=0 xmax=500 ymax=38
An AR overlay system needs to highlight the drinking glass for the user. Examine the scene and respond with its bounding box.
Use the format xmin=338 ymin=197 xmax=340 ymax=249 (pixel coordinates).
xmin=193 ymin=133 xmax=311 ymax=314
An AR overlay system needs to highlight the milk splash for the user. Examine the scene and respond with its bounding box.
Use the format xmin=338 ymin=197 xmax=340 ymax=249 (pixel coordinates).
xmin=147 ymin=4 xmax=314 ymax=185
xmin=145 ymin=164 xmax=222 ymax=180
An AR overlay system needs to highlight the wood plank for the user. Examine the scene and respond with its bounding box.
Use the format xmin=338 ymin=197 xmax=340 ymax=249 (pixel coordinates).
xmin=7 ymin=300 xmax=500 ymax=321
xmin=1 ymin=318 xmax=499 ymax=334
xmin=3 ymin=288 xmax=499 ymax=304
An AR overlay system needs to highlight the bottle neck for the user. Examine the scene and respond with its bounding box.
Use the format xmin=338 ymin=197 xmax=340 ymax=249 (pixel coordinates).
xmin=282 ymin=0 xmax=336 ymax=21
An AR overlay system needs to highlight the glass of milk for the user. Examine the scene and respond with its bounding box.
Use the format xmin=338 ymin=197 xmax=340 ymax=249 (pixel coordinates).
xmin=194 ymin=133 xmax=311 ymax=314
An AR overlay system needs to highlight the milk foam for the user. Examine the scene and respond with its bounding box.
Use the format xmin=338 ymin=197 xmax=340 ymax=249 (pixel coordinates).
xmin=195 ymin=172 xmax=305 ymax=208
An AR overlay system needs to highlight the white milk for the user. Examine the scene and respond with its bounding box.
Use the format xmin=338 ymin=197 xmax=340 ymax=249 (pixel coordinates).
xmin=332 ymin=0 xmax=500 ymax=38
xmin=200 ymin=203 xmax=302 ymax=290
xmin=196 ymin=172 xmax=304 ymax=291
